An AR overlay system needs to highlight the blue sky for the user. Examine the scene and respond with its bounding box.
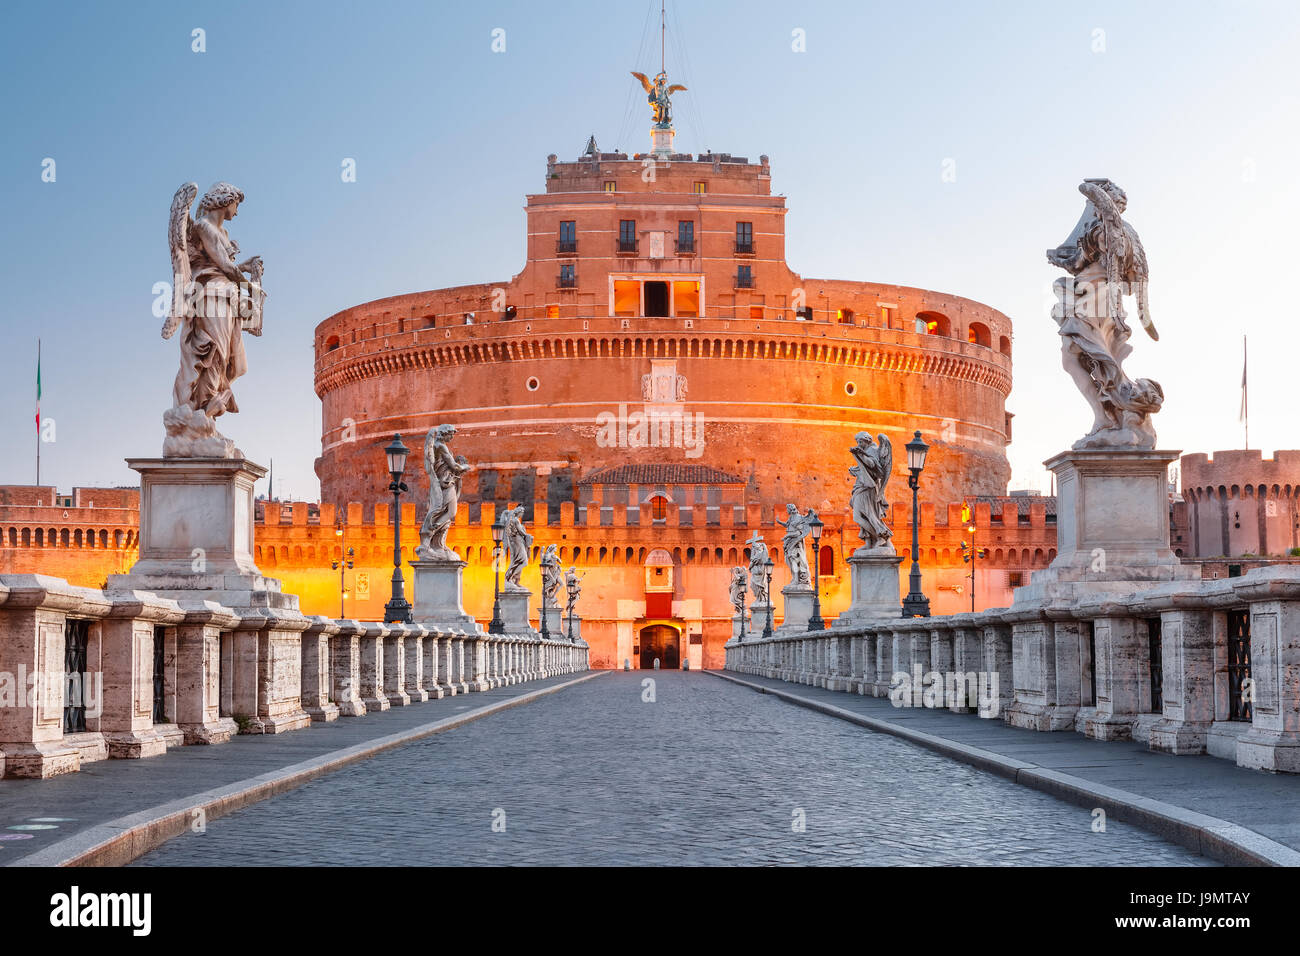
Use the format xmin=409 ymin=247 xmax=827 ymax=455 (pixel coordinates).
xmin=2 ymin=0 xmax=1297 ymax=499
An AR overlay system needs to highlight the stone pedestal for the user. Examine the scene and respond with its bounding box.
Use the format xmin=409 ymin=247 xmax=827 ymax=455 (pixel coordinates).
xmin=749 ymin=603 xmax=774 ymax=640
xmin=1236 ymin=598 xmax=1300 ymax=772
xmin=538 ymin=605 xmax=563 ymax=641
xmin=778 ymin=586 xmax=814 ymax=632
xmin=301 ymin=617 xmax=341 ymax=723
xmin=411 ymin=559 xmax=478 ymax=629
xmin=499 ymin=589 xmax=534 ymax=635
xmin=650 ymin=125 xmax=674 ymax=158
xmin=834 ymin=548 xmax=903 ymax=626
xmin=109 ymin=457 xmax=311 ymax=735
xmin=563 ymin=614 xmax=583 ymax=645
xmin=731 ymin=612 xmax=750 ymax=642
xmin=1148 ymin=610 xmax=1214 ymax=754
xmin=1014 ymin=449 xmax=1197 ymax=606
xmin=462 ymin=633 xmax=490 ymax=693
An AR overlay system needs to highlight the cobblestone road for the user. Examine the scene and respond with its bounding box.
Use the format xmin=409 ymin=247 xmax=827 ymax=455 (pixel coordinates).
xmin=134 ymin=672 xmax=1212 ymax=866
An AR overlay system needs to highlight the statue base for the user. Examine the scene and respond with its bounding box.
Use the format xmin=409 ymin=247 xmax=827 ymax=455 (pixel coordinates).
xmin=111 ymin=457 xmax=296 ymax=607
xmin=778 ymin=586 xmax=815 ymax=631
xmin=731 ymin=612 xmax=750 ymax=642
xmin=411 ymin=559 xmax=479 ymax=630
xmin=538 ymin=605 xmax=562 ymax=638
xmin=499 ymin=589 xmax=535 ymax=635
xmin=162 ymin=405 xmax=242 ymax=459
xmin=650 ymin=126 xmax=674 ymax=159
xmin=1014 ymin=448 xmax=1197 ymax=606
xmin=834 ymin=548 xmax=903 ymax=626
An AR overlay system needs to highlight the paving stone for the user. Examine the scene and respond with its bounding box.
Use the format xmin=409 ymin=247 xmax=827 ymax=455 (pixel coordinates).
xmin=132 ymin=673 xmax=1211 ymax=866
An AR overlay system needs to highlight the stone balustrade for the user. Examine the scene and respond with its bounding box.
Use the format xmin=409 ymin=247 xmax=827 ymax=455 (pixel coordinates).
xmin=725 ymin=565 xmax=1300 ymax=774
xmin=0 ymin=573 xmax=589 ymax=779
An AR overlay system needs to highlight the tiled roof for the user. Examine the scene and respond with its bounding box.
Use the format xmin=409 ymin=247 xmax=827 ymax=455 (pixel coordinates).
xmin=578 ymin=464 xmax=746 ymax=486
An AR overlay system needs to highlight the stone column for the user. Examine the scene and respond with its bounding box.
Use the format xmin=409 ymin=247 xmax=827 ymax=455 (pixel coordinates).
xmin=97 ymin=593 xmax=183 ymax=757
xmin=383 ymin=626 xmax=411 ymax=707
xmin=0 ymin=578 xmax=84 ymax=777
xmin=449 ymin=631 xmax=469 ymax=694
xmin=1085 ymin=613 xmax=1144 ymax=741
xmin=980 ymin=620 xmax=1013 ymax=720
xmin=952 ymin=624 xmax=984 ymax=714
xmin=300 ymin=616 xmax=341 ymax=722
xmin=175 ymin=603 xmax=239 ymax=743
xmin=874 ymin=630 xmax=893 ymax=697
xmin=436 ymin=632 xmax=458 ymax=696
xmin=330 ymin=620 xmax=367 ymax=716
xmin=403 ymin=624 xmax=429 ymax=703
xmin=1149 ymin=608 xmax=1215 ymax=754
xmin=1007 ymin=613 xmax=1081 ymax=732
xmin=360 ymin=622 xmax=391 ymax=712
xmin=930 ymin=625 xmax=956 ymax=709
xmin=463 ymin=630 xmax=490 ymax=693
xmin=1237 ymin=591 xmax=1300 ymax=772
xmin=423 ymin=627 xmax=446 ymax=699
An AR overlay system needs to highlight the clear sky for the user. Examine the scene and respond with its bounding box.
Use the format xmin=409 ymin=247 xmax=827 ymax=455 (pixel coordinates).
xmin=2 ymin=0 xmax=1297 ymax=500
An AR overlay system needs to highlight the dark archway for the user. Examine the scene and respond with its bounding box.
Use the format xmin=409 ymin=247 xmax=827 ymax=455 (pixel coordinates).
xmin=644 ymin=281 xmax=669 ymax=317
xmin=639 ymin=624 xmax=680 ymax=669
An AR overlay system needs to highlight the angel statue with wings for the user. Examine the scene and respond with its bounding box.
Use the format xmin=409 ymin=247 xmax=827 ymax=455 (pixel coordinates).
xmin=631 ymin=70 xmax=687 ymax=128
xmin=564 ymin=566 xmax=585 ymax=618
xmin=776 ymin=504 xmax=814 ymax=589
xmin=540 ymin=544 xmax=562 ymax=610
xmin=849 ymin=431 xmax=893 ymax=551
xmin=416 ymin=424 xmax=473 ymax=560
xmin=728 ymin=566 xmax=749 ymax=617
xmin=1046 ymin=178 xmax=1164 ymax=450
xmin=501 ymin=506 xmax=533 ymax=591
xmin=746 ymin=532 xmax=770 ymax=606
xmin=161 ymin=181 xmax=266 ymax=458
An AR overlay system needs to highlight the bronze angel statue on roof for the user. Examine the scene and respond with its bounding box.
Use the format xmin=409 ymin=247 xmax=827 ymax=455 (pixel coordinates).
xmin=631 ymin=71 xmax=686 ymax=128
xmin=161 ymin=181 xmax=266 ymax=457
xmin=1046 ymin=179 xmax=1163 ymax=449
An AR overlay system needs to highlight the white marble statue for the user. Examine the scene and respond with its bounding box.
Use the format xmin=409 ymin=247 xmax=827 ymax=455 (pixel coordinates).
xmin=162 ymin=181 xmax=267 ymax=458
xmin=1047 ymin=178 xmax=1163 ymax=449
xmin=502 ymin=505 xmax=533 ymax=591
xmin=729 ymin=566 xmax=749 ymax=616
xmin=564 ymin=565 xmax=584 ymax=618
xmin=849 ymin=432 xmax=893 ymax=551
xmin=416 ymin=424 xmax=472 ymax=560
xmin=746 ymin=532 xmax=770 ymax=605
xmin=540 ymin=544 xmax=561 ymax=609
xmin=777 ymin=504 xmax=814 ymax=588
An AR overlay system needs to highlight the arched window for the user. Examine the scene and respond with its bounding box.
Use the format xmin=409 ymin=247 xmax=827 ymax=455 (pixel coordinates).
xmin=650 ymin=495 xmax=668 ymax=520
xmin=917 ymin=311 xmax=950 ymax=337
xmin=325 ymin=335 xmax=340 ymax=351
xmin=819 ymin=545 xmax=834 ymax=575
xmin=967 ymin=322 xmax=991 ymax=348
xmin=999 ymin=335 xmax=1011 ymax=356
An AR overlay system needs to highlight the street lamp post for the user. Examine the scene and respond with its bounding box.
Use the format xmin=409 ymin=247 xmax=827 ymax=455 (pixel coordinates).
xmin=566 ymin=576 xmax=578 ymax=643
xmin=807 ymin=513 xmax=826 ymax=631
xmin=488 ymin=518 xmax=505 ymax=635
xmin=330 ymin=521 xmax=354 ymax=620
xmin=901 ymin=429 xmax=932 ymax=618
xmin=382 ymin=434 xmax=413 ymax=624
xmin=762 ymin=557 xmax=775 ymax=639
xmin=738 ymin=574 xmax=748 ymax=643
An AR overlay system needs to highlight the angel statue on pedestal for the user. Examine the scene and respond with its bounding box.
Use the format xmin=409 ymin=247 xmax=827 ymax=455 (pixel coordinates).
xmin=502 ymin=506 xmax=533 ymax=591
xmin=777 ymin=504 xmax=814 ymax=589
xmin=729 ymin=566 xmax=749 ymax=617
xmin=162 ymin=181 xmax=267 ymax=458
xmin=1047 ymin=178 xmax=1164 ymax=449
xmin=416 ymin=424 xmax=472 ymax=561
xmin=849 ymin=431 xmax=893 ymax=552
xmin=745 ymin=532 xmax=770 ymax=606
xmin=540 ymin=544 xmax=562 ymax=610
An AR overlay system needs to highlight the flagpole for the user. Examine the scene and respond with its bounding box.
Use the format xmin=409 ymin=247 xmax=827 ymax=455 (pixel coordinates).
xmin=1243 ymin=335 xmax=1249 ymax=451
xmin=35 ymin=338 xmax=41 ymax=486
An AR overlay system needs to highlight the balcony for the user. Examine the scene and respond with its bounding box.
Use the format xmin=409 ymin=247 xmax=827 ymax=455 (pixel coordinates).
xmin=556 ymin=239 xmax=577 ymax=255
xmin=557 ymin=274 xmax=576 ymax=289
xmin=735 ymin=272 xmax=754 ymax=290
xmin=616 ymin=239 xmax=639 ymax=255
xmin=675 ymin=238 xmax=696 ymax=255
xmin=734 ymin=241 xmax=755 ymax=256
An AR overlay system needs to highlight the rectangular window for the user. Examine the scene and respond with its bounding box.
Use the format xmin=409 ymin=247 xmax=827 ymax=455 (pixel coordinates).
xmin=558 ymin=220 xmax=576 ymax=253
xmin=677 ymin=221 xmax=695 ymax=254
xmin=546 ymin=304 xmax=560 ymax=318
xmin=693 ymin=181 xmax=706 ymax=194
xmin=618 ymin=220 xmax=637 ymax=253
xmin=673 ymin=280 xmax=699 ymax=318
xmin=1227 ymin=609 xmax=1252 ymax=721
xmin=603 ymin=181 xmax=616 ymax=192
xmin=736 ymin=265 xmax=753 ymax=288
xmin=735 ymin=221 xmax=754 ymax=254
xmin=749 ymin=304 xmax=763 ymax=321
xmin=613 ymin=279 xmax=639 ymax=317
xmin=558 ymin=264 xmax=575 ymax=288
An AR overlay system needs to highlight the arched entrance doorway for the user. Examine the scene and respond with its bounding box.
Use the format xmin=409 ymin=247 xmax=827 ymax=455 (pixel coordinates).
xmin=638 ymin=624 xmax=680 ymax=669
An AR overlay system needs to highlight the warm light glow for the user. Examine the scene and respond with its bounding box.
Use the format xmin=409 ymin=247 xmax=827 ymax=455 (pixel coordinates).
xmin=546 ymin=305 xmax=560 ymax=319
xmin=613 ymin=280 xmax=639 ymax=317
xmin=673 ymin=280 xmax=699 ymax=317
